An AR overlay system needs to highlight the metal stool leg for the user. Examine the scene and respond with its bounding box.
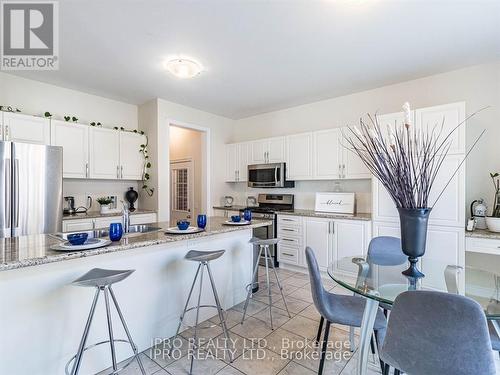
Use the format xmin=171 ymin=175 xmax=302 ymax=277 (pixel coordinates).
xmin=269 ymin=247 xmax=291 ymax=318
xmin=108 ymin=286 xmax=146 ymax=375
xmin=263 ymin=245 xmax=274 ymax=330
xmin=349 ymin=326 xmax=356 ymax=352
xmin=241 ymin=246 xmax=263 ymax=324
xmin=190 ymin=262 xmax=205 ymax=375
xmin=174 ymin=263 xmax=202 ymax=341
xmin=70 ymin=288 xmax=100 ymax=375
xmin=104 ymin=287 xmax=118 ymax=372
xmin=206 ymin=262 xmax=233 ymax=363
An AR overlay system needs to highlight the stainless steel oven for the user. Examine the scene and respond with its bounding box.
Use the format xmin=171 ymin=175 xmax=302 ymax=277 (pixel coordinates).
xmin=248 ymin=163 xmax=295 ymax=188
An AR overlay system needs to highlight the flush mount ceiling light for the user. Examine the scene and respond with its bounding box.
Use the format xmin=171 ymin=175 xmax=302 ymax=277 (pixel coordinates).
xmin=164 ymin=58 xmax=203 ymax=79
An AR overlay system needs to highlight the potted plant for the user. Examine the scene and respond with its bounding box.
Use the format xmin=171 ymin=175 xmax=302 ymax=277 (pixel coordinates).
xmin=96 ymin=197 xmax=113 ymax=214
xmin=486 ymin=173 xmax=500 ymax=232
xmin=344 ymin=102 xmax=483 ymax=278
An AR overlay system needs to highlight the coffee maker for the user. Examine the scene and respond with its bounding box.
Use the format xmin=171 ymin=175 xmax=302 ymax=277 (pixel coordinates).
xmin=63 ymin=196 xmax=76 ymax=215
xmin=470 ymin=199 xmax=487 ymax=230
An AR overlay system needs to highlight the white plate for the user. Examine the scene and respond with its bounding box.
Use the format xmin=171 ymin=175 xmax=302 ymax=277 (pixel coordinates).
xmin=165 ymin=226 xmax=204 ymax=234
xmin=223 ymin=220 xmax=251 ymax=226
xmin=50 ymin=238 xmax=112 ymax=251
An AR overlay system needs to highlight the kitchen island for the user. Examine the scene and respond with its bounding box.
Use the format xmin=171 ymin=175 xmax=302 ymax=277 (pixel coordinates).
xmin=0 ymin=217 xmax=271 ymax=375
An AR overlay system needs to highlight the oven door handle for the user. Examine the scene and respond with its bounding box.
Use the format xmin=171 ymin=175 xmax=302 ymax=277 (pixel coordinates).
xmin=275 ymin=166 xmax=278 ymax=184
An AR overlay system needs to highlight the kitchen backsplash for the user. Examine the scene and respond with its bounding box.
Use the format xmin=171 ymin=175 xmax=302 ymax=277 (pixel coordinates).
xmin=226 ymin=179 xmax=372 ymax=212
xmin=63 ymin=179 xmax=140 ymax=212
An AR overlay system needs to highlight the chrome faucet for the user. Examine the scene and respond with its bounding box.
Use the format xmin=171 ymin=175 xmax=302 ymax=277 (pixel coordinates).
xmin=121 ymin=201 xmax=130 ymax=233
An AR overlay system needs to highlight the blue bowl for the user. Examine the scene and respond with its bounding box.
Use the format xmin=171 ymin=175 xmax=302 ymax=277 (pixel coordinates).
xmin=231 ymin=215 xmax=242 ymax=223
xmin=177 ymin=221 xmax=190 ymax=230
xmin=67 ymin=233 xmax=88 ymax=246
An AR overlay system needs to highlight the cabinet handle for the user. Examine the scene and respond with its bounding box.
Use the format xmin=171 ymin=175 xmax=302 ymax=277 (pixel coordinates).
xmin=282 ymin=252 xmax=295 ymax=257
xmin=116 ymin=166 xmax=120 ymax=179
xmin=121 ymin=165 xmax=123 ymax=179
xmin=282 ymin=218 xmax=294 ymax=222
xmin=5 ymin=125 xmax=9 ymax=140
xmin=237 ymin=170 xmax=240 ymax=181
xmin=338 ymin=164 xmax=341 ymax=177
xmin=85 ymin=162 xmax=89 ymax=178
xmin=282 ymin=238 xmax=295 ymax=242
xmin=281 ymin=228 xmax=294 ymax=232
xmin=342 ymin=164 xmax=346 ymax=178
xmin=235 ymin=170 xmax=237 ymax=181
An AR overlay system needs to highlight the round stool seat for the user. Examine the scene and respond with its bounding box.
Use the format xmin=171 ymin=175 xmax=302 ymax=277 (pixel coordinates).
xmin=185 ymin=249 xmax=225 ymax=262
xmin=249 ymin=237 xmax=280 ymax=246
xmin=71 ymin=268 xmax=134 ymax=288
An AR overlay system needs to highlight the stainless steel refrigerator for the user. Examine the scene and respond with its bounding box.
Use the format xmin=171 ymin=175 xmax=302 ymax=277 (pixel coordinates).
xmin=0 ymin=141 xmax=63 ymax=238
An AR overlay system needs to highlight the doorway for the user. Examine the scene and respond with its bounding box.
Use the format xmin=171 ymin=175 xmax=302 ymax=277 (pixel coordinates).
xmin=169 ymin=125 xmax=205 ymax=221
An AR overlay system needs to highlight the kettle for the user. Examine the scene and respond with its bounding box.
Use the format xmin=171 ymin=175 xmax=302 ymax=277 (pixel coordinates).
xmin=64 ymin=196 xmax=76 ymax=215
xmin=471 ymin=199 xmax=487 ymax=230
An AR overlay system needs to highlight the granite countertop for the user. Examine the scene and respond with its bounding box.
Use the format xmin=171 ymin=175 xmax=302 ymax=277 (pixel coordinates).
xmin=465 ymin=229 xmax=500 ymax=240
xmin=276 ymin=209 xmax=372 ymax=221
xmin=63 ymin=209 xmax=157 ymax=221
xmin=0 ymin=217 xmax=272 ymax=272
xmin=212 ymin=205 xmax=248 ymax=211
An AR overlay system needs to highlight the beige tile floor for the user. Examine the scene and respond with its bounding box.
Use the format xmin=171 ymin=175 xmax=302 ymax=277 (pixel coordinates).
xmin=96 ymin=266 xmax=500 ymax=375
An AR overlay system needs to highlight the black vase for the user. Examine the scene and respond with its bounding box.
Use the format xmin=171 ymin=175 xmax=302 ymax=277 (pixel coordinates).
xmin=125 ymin=187 xmax=138 ymax=212
xmin=398 ymin=207 xmax=432 ymax=279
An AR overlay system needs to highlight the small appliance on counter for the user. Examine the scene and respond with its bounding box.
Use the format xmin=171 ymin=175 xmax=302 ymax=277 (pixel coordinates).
xmin=246 ymin=196 xmax=258 ymax=207
xmin=470 ymin=199 xmax=487 ymax=230
xmin=224 ymin=196 xmax=234 ymax=207
xmin=315 ymin=192 xmax=356 ymax=214
xmin=125 ymin=187 xmax=138 ymax=212
xmin=63 ymin=196 xmax=76 ymax=215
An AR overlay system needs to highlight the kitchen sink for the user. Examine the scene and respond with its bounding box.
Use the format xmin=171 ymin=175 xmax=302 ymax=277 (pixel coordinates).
xmin=51 ymin=225 xmax=162 ymax=241
xmin=125 ymin=225 xmax=162 ymax=234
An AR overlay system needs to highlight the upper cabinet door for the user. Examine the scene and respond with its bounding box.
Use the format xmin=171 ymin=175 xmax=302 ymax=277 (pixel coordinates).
xmin=267 ymin=136 xmax=285 ymax=163
xmin=250 ymin=140 xmax=267 ymax=164
xmin=286 ymin=133 xmax=313 ymax=180
xmin=2 ymin=112 xmax=50 ymax=145
xmin=120 ymin=131 xmax=146 ymax=180
xmin=238 ymin=142 xmax=249 ymax=182
xmin=50 ymin=120 xmax=89 ymax=178
xmin=225 ymin=143 xmax=239 ymax=182
xmin=342 ymin=145 xmax=371 ymax=179
xmin=415 ymin=102 xmax=465 ymax=155
xmin=313 ymin=128 xmax=341 ymax=179
xmin=89 ymin=127 xmax=120 ymax=179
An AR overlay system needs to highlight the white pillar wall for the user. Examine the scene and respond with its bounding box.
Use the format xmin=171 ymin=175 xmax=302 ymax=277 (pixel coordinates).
xmin=0 ymin=230 xmax=253 ymax=375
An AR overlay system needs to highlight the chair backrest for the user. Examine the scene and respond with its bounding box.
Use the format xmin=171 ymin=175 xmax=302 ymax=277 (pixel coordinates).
xmin=380 ymin=290 xmax=496 ymax=375
xmin=305 ymin=247 xmax=331 ymax=318
xmin=367 ymin=236 xmax=406 ymax=266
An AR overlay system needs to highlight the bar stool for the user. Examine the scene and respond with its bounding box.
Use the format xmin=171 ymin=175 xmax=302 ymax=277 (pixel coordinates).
xmin=66 ymin=268 xmax=145 ymax=375
xmin=173 ymin=250 xmax=233 ymax=374
xmin=241 ymin=238 xmax=291 ymax=330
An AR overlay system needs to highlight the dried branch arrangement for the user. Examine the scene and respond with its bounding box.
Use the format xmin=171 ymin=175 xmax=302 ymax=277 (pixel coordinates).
xmin=343 ymin=103 xmax=485 ymax=209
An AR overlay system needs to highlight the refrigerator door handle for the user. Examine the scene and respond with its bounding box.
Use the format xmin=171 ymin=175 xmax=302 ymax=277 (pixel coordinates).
xmin=4 ymin=159 xmax=11 ymax=228
xmin=13 ymin=159 xmax=19 ymax=227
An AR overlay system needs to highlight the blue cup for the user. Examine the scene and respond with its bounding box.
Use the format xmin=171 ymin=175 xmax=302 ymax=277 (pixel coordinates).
xmin=197 ymin=214 xmax=207 ymax=229
xmin=243 ymin=209 xmax=252 ymax=222
xmin=109 ymin=222 xmax=123 ymax=241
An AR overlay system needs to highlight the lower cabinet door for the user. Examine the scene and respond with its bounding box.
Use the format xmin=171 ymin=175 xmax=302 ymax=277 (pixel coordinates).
xmin=130 ymin=213 xmax=157 ymax=225
xmin=94 ymin=216 xmax=121 ymax=229
xmin=303 ymin=217 xmax=333 ymax=271
xmin=333 ymin=220 xmax=371 ymax=275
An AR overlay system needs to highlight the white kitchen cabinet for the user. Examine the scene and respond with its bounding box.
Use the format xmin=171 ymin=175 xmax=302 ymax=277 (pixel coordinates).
xmin=62 ymin=219 xmax=94 ymax=232
xmin=94 ymin=216 xmax=122 ymax=229
xmin=225 ymin=142 xmax=248 ymax=182
xmin=1 ymin=112 xmax=50 ymax=145
xmin=277 ymin=215 xmax=303 ymax=266
xmin=286 ymin=132 xmax=313 ymax=180
xmin=120 ymin=131 xmax=146 ymax=180
xmin=333 ymin=220 xmax=371 ymax=274
xmin=51 ymin=120 xmax=89 ymax=178
xmin=313 ymin=128 xmax=342 ymax=180
xmin=303 ymin=217 xmax=334 ymax=271
xmin=129 ymin=213 xmax=157 ymax=225
xmin=342 ymin=144 xmax=371 ymax=179
xmin=250 ymin=137 xmax=285 ymax=164
xmin=415 ymin=102 xmax=465 ymax=155
xmin=89 ymin=127 xmax=120 ymax=179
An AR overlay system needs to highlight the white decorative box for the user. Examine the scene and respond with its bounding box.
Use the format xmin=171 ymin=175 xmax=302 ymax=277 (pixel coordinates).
xmin=314 ymin=192 xmax=356 ymax=214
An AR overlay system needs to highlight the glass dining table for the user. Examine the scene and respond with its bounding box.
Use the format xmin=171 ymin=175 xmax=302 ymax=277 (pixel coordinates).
xmin=327 ymin=256 xmax=500 ymax=375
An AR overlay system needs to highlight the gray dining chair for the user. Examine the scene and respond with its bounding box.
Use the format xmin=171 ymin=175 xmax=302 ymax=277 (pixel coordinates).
xmin=305 ymin=247 xmax=387 ymax=375
xmin=380 ymin=290 xmax=497 ymax=375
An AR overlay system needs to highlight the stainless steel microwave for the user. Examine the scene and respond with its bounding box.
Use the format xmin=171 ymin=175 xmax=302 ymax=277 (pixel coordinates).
xmin=247 ymin=163 xmax=295 ymax=188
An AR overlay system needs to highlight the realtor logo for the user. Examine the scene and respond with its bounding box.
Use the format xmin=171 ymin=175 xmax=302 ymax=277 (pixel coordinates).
xmin=1 ymin=1 xmax=59 ymax=70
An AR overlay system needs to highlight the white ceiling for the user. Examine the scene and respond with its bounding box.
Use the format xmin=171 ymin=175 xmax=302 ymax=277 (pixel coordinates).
xmin=12 ymin=0 xmax=500 ymax=119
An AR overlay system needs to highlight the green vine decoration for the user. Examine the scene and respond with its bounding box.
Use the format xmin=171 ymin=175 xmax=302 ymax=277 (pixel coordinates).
xmin=140 ymin=135 xmax=154 ymax=197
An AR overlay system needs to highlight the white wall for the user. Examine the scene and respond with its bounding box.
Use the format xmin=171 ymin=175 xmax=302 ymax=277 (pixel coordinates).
xmin=0 ymin=72 xmax=142 ymax=209
xmin=231 ymin=63 xmax=500 ymax=213
xmin=169 ymin=125 xmax=203 ymax=218
xmin=139 ymin=98 xmax=235 ymax=221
